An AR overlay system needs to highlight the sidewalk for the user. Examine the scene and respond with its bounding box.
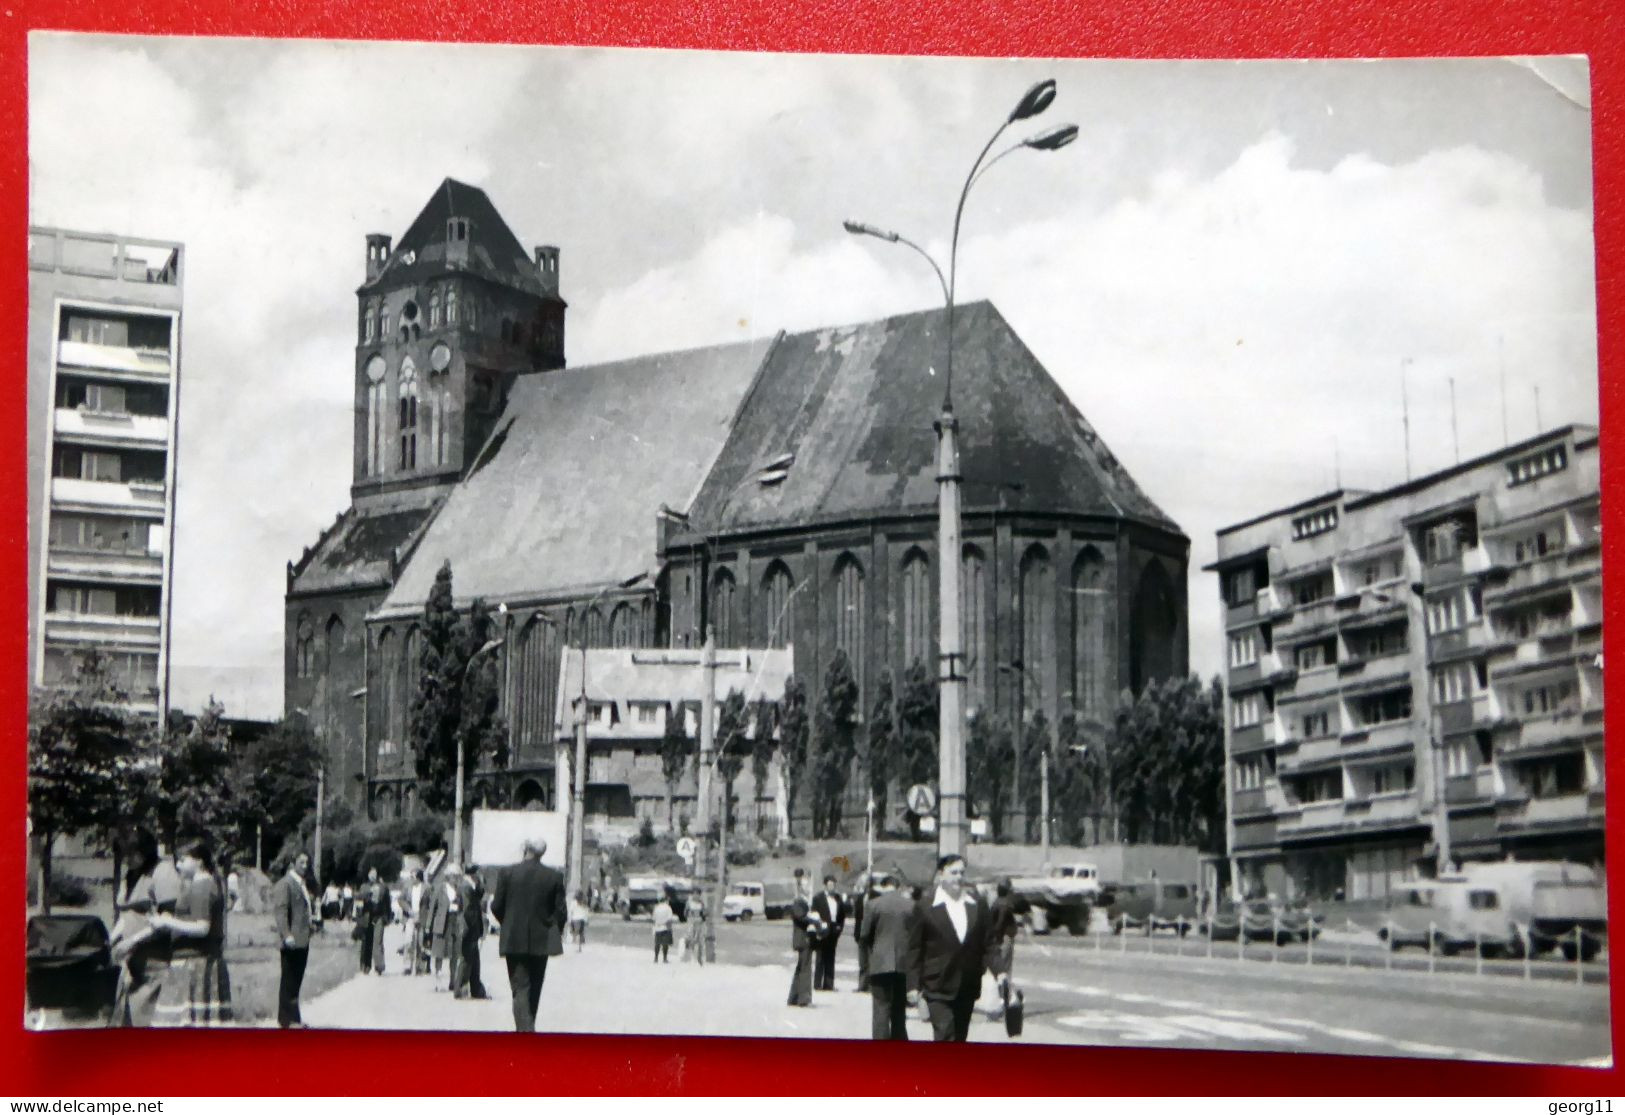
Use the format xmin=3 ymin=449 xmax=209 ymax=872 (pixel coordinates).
xmin=303 ymin=930 xmax=1063 ymax=1043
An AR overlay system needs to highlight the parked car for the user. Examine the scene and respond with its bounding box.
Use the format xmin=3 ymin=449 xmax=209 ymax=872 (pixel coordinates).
xmin=1201 ymin=897 xmax=1321 ymax=945
xmin=721 ymin=880 xmax=797 ymax=921
xmin=26 ymin=914 xmax=118 ymax=1026
xmin=1103 ymin=879 xmax=1200 ymax=935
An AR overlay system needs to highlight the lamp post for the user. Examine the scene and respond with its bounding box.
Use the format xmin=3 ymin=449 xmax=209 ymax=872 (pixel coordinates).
xmin=657 ymin=454 xmax=796 ymax=962
xmin=846 ymin=80 xmax=1077 ymax=862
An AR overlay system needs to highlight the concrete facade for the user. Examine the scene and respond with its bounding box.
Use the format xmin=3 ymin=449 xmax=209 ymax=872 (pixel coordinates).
xmin=1209 ymin=426 xmax=1603 ymax=902
xmin=28 ymin=226 xmax=184 ymax=719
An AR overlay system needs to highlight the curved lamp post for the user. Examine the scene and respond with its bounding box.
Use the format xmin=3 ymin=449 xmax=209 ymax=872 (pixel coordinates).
xmin=452 ymin=635 xmax=505 ymax=865
xmin=844 ymin=79 xmax=1077 ymax=859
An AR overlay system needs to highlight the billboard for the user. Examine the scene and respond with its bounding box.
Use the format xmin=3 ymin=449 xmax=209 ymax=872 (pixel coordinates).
xmin=469 ymin=808 xmax=568 ymax=869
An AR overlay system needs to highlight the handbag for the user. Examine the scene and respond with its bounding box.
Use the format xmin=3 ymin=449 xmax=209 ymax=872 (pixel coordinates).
xmin=1002 ymin=983 xmax=1024 ymax=1039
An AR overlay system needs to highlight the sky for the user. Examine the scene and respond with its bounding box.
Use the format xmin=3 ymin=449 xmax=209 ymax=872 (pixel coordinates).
xmin=28 ymin=37 xmax=1598 ymax=719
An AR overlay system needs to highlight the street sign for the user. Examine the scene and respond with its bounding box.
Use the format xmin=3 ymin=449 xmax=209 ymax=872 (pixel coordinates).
xmin=907 ymin=783 xmax=937 ymax=816
xmin=676 ymin=836 xmax=697 ymax=862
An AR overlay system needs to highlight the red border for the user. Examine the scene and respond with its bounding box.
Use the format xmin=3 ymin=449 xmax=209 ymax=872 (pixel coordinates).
xmin=6 ymin=0 xmax=1621 ymax=1096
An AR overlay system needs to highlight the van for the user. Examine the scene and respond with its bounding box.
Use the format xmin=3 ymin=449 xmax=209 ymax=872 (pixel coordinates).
xmin=1105 ymin=879 xmax=1200 ymax=935
xmin=721 ymin=880 xmax=797 ymax=921
xmin=1456 ymin=860 xmax=1606 ymax=960
xmin=1382 ymin=878 xmax=1521 ymax=957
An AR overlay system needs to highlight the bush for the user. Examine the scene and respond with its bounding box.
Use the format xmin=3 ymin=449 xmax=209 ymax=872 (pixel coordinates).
xmin=358 ymin=843 xmax=403 ymax=883
xmin=633 ymin=817 xmax=657 ymax=848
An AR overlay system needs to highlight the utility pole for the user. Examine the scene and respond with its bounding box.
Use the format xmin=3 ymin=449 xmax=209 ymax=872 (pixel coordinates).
xmin=570 ymin=642 xmax=588 ymax=897
xmin=313 ymin=765 xmax=325 ymax=884
xmin=937 ymin=406 xmax=968 ymax=859
xmin=696 ymin=633 xmax=718 ymax=962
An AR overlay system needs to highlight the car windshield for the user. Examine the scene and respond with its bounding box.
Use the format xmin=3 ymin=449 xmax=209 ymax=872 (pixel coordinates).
xmin=730 ymin=885 xmax=755 ymax=896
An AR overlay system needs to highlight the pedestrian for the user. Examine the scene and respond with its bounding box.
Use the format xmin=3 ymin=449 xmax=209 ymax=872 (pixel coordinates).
xmin=684 ymin=892 xmax=706 ymax=966
xmin=905 ymin=853 xmax=1007 ymax=1042
xmin=148 ymin=835 xmax=233 ymax=1027
xmin=456 ymin=865 xmax=487 ymax=999
xmin=340 ymin=883 xmax=354 ymax=921
xmin=859 ymin=871 xmax=916 ymax=1040
xmin=423 ymin=867 xmax=451 ymax=985
xmin=490 ymin=838 xmax=566 ymax=1032
xmin=651 ymin=895 xmax=676 ymax=963
xmin=413 ymin=876 xmax=434 ymax=975
xmin=321 ymin=881 xmax=342 ymax=923
xmin=852 ymin=875 xmax=874 ymax=993
xmin=107 ymin=828 xmax=175 ymax=1028
xmin=440 ymin=863 xmax=466 ymax=993
xmin=811 ymin=874 xmax=846 ymax=991
xmin=568 ymin=891 xmax=590 ymax=952
xmin=398 ymin=869 xmax=425 ymax=964
xmin=356 ymin=866 xmax=392 ymax=975
xmin=270 ymin=850 xmax=317 ymax=1028
xmin=989 ymin=878 xmax=1024 ymax=987
xmin=786 ymin=879 xmax=816 ymax=1007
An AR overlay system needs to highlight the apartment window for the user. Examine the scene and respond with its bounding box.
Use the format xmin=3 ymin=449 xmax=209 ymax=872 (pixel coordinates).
xmin=1296 ymin=638 xmax=1335 ymax=671
xmin=1369 ymin=763 xmax=1415 ymax=795
xmin=1292 ymin=572 xmax=1333 ymax=607
xmin=1229 ymin=630 xmax=1260 ymax=669
xmin=63 ymin=313 xmax=130 ymax=347
xmin=1292 ymin=507 xmax=1339 ymax=540
xmin=1509 ymin=527 xmax=1564 ymax=564
xmin=1444 ymin=738 xmax=1478 ymax=778
xmin=48 ymin=582 xmax=159 ymax=617
xmin=49 ymin=514 xmax=156 ymax=554
xmin=1505 ymin=597 xmax=1573 ymax=640
xmin=637 ymin=703 xmax=659 ymax=725
xmin=1426 ymin=592 xmax=1469 ymax=635
xmin=1353 ymin=688 xmax=1411 ymax=727
xmin=1301 ymin=709 xmax=1332 ymax=738
xmin=1432 ymin=662 xmax=1474 ymax=704
xmin=54 ymin=447 xmax=126 ymax=483
xmin=1231 ymin=692 xmax=1263 ymax=729
xmin=1351 ymin=553 xmax=1401 ymax=586
xmin=1506 ymin=445 xmax=1568 ymax=487
xmin=1294 ymin=770 xmax=1344 ymax=804
xmin=1348 ymin=621 xmax=1406 ymax=661
xmin=1519 ymin=678 xmax=1577 ymax=717
xmin=1222 ymin=566 xmax=1258 ymax=608
xmin=1234 ymin=754 xmax=1272 ymax=791
xmin=1519 ymin=753 xmax=1585 ymax=799
xmin=1422 ymin=514 xmax=1478 ymax=566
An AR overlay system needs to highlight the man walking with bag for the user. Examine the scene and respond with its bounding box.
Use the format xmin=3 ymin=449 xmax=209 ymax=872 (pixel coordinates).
xmin=490 ymin=839 xmax=566 ymax=1032
xmin=906 ymin=854 xmax=1008 ymax=1042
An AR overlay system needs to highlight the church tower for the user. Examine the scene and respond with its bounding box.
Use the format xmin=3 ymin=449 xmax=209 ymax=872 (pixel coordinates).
xmin=351 ymin=178 xmax=566 ymax=507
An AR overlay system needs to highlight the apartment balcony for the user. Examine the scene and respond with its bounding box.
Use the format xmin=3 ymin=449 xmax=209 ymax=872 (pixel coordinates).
xmin=43 ymin=611 xmax=161 ymax=648
xmin=1276 ymin=734 xmax=1341 ymax=773
xmin=1278 ymin=598 xmax=1338 ymax=639
xmin=1256 ymin=585 xmax=1291 ymax=619
xmin=1233 ymin=782 xmax=1293 ymax=819
xmin=54 ymin=408 xmax=170 ymax=447
xmin=56 ymin=339 xmax=172 ymax=381
xmin=1340 ymin=718 xmax=1415 ymax=756
xmin=1279 ymin=663 xmax=1340 ymax=703
xmin=1500 ymin=711 xmax=1595 ymax=758
xmin=1277 ymin=798 xmax=1347 ymax=836
xmin=1428 ymin=619 xmax=1494 ymax=664
xmin=46 ymin=547 xmax=164 ymax=583
xmin=1484 ymin=552 xmax=1575 ymax=604
xmin=1339 ymin=790 xmax=1424 ymax=830
xmin=1444 ymin=767 xmax=1496 ymax=805
xmin=1496 ymin=792 xmax=1601 ymax=832
xmin=1224 ymin=597 xmax=1259 ymax=629
xmin=50 ymin=477 xmax=167 ymax=513
xmin=1337 ymin=649 xmax=1413 ymax=688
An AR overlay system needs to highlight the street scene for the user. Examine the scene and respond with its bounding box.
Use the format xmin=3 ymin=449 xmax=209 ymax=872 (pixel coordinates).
xmin=24 ymin=37 xmax=1605 ymax=1064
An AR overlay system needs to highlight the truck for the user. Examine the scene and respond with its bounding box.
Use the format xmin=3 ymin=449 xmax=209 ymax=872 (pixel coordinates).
xmin=1455 ymin=860 xmax=1606 ymax=961
xmin=1101 ymin=878 xmax=1200 ymax=935
xmin=1008 ymin=862 xmax=1101 ymax=936
xmin=720 ymin=880 xmax=798 ymax=922
xmin=618 ymin=876 xmax=692 ymax=921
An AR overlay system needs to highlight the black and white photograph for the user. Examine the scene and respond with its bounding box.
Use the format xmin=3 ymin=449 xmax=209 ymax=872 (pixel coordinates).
xmin=25 ymin=35 xmax=1606 ymax=1063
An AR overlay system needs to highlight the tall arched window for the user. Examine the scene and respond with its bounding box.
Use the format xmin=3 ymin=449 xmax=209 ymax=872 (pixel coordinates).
xmin=446 ymin=284 xmax=459 ymax=325
xmin=1072 ymin=546 xmax=1109 ymax=721
xmin=428 ymin=287 xmax=442 ymax=328
xmin=1019 ymin=544 xmax=1053 ymax=712
xmin=834 ymin=554 xmax=865 ymax=694
xmin=563 ymin=608 xmax=577 ymax=649
xmin=1131 ymin=560 xmax=1179 ymax=696
xmin=609 ymin=602 xmax=635 ymax=648
xmin=400 ymin=626 xmax=421 ymax=747
xmin=762 ymin=562 xmax=794 ymax=648
xmin=962 ymin=545 xmax=988 ymax=711
xmin=295 ymin=616 xmax=314 ymax=679
xmin=398 ymin=358 xmax=419 ymax=470
xmin=324 ymin=615 xmax=346 ymax=753
xmin=900 ymin=549 xmax=931 ymax=669
xmin=516 ymin=615 xmax=559 ymax=755
xmin=585 ymin=606 xmax=606 ymax=648
xmin=376 ymin=627 xmax=397 ymax=765
xmin=711 ymin=569 xmax=737 ymax=646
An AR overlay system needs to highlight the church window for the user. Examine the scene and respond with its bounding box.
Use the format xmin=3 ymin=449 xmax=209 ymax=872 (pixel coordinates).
xmin=380 ymin=309 xmax=391 ymax=338
xmin=900 ymin=549 xmax=931 ymax=669
xmin=361 ymin=305 xmax=374 ymax=343
xmin=834 ymin=555 xmax=865 ymax=697
xmin=711 ymin=569 xmax=737 ymax=646
xmin=446 ymin=284 xmax=459 ymax=325
xmin=295 ymin=617 xmax=314 ymax=679
xmin=1072 ymin=546 xmax=1109 ymax=722
xmin=610 ymin=602 xmax=636 ymax=648
xmin=585 ymin=606 xmax=607 ymax=648
xmin=1019 ymin=544 xmax=1053 ymax=707
xmin=962 ymin=545 xmax=988 ymax=711
xmin=515 ymin=614 xmax=560 ymax=756
xmin=398 ymin=358 xmax=418 ymax=470
xmin=762 ymin=562 xmax=795 ymax=649
xmin=428 ymin=288 xmax=441 ymax=328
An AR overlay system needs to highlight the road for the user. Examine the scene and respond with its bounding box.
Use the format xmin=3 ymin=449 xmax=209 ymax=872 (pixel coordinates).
xmin=590 ymin=912 xmax=1611 ymax=1064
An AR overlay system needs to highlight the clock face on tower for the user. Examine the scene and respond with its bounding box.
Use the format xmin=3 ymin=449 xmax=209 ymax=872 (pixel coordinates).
xmin=430 ymin=342 xmax=451 ymax=373
xmin=365 ymin=355 xmax=386 ymax=383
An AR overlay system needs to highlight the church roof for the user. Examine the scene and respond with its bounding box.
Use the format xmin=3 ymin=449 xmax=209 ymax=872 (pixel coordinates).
xmin=687 ymin=301 xmax=1179 ymax=535
xmin=289 ymin=505 xmax=438 ymax=596
xmin=378 ymin=335 xmax=778 ymax=615
xmin=361 ymin=178 xmax=551 ymax=298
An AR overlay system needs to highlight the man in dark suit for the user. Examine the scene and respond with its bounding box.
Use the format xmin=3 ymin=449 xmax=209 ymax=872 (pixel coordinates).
xmin=906 ymin=853 xmax=1008 ymax=1042
xmin=811 ymin=874 xmax=846 ymax=991
xmin=858 ymin=871 xmax=915 ymax=1039
xmin=270 ymin=851 xmax=317 ymax=1028
xmin=490 ymin=839 xmax=566 ymax=1032
xmin=455 ymin=864 xmax=488 ymax=1000
xmin=786 ymin=875 xmax=815 ymax=1007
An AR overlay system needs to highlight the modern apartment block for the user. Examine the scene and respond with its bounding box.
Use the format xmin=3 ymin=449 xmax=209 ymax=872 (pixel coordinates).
xmin=28 ymin=227 xmax=184 ymax=719
xmin=1208 ymin=425 xmax=1603 ymax=902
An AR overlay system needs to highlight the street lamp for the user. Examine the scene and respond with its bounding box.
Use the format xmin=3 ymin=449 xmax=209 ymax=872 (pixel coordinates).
xmin=452 ymin=635 xmax=505 ymax=865
xmin=845 ymin=78 xmax=1077 ymax=861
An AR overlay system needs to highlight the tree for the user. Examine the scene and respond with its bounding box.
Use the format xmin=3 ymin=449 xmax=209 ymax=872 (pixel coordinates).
xmin=156 ymin=699 xmax=237 ymax=850
xmin=233 ymin=716 xmax=324 ymax=860
xmin=894 ymin=662 xmax=939 ymax=840
xmin=812 ymin=650 xmax=860 ymax=838
xmin=409 ymin=562 xmax=510 ymax=815
xmin=29 ymin=650 xmax=154 ymax=910
xmin=965 ymin=710 xmax=1014 ymax=840
xmin=714 ymin=690 xmax=749 ymax=837
xmin=863 ymin=670 xmax=897 ymax=834
xmin=749 ymin=695 xmax=777 ymax=839
xmin=659 ymin=701 xmax=690 ymax=831
xmin=1052 ymin=712 xmax=1114 ymax=845
xmin=1018 ymin=708 xmax=1051 ymax=844
xmin=776 ymin=674 xmax=811 ymax=838
xmin=1103 ymin=677 xmax=1226 ymax=848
